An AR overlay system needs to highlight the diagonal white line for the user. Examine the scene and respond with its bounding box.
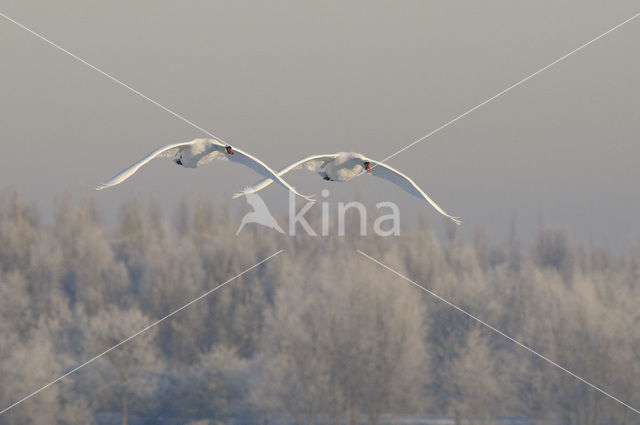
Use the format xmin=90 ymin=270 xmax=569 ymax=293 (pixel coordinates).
xmin=0 ymin=249 xmax=283 ymax=417
xmin=360 ymin=11 xmax=640 ymax=175
xmin=0 ymin=11 xmax=227 ymax=143
xmin=356 ymin=249 xmax=640 ymax=416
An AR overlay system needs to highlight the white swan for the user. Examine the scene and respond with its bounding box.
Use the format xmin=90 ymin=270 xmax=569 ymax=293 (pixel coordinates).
xmin=95 ymin=138 xmax=314 ymax=201
xmin=233 ymin=152 xmax=461 ymax=225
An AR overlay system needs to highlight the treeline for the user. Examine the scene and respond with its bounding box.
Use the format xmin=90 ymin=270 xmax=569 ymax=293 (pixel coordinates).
xmin=0 ymin=189 xmax=638 ymax=425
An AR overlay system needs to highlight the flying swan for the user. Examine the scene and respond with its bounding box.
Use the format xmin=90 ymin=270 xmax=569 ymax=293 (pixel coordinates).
xmin=95 ymin=138 xmax=314 ymax=201
xmin=233 ymin=152 xmax=461 ymax=225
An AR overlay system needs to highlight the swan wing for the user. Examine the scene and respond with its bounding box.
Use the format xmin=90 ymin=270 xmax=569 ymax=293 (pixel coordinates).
xmin=224 ymin=148 xmax=317 ymax=202
xmin=369 ymin=160 xmax=461 ymax=225
xmin=232 ymin=154 xmax=338 ymax=199
xmin=95 ymin=142 xmax=193 ymax=190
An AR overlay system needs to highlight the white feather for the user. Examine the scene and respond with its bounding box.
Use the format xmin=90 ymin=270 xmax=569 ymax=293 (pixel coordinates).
xmin=232 ymin=154 xmax=338 ymax=199
xmin=95 ymin=142 xmax=193 ymax=190
xmin=234 ymin=152 xmax=461 ymax=225
xmin=368 ymin=159 xmax=461 ymax=225
xmin=96 ymin=138 xmax=314 ymax=201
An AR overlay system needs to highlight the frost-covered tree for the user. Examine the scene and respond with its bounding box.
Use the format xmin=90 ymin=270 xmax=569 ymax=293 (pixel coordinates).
xmin=252 ymin=251 xmax=429 ymax=425
xmin=0 ymin=190 xmax=638 ymax=424
xmin=84 ymin=307 xmax=160 ymax=425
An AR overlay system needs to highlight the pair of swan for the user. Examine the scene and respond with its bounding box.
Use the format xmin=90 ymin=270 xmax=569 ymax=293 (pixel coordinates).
xmin=96 ymin=138 xmax=461 ymax=224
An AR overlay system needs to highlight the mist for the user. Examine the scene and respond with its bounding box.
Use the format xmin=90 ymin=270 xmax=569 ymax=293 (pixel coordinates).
xmin=0 ymin=190 xmax=638 ymax=424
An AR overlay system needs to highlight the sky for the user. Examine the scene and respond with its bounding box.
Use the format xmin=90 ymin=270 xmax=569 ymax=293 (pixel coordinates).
xmin=1 ymin=0 xmax=639 ymax=247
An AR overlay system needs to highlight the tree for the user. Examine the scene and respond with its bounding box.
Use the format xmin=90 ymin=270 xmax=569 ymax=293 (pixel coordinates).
xmin=447 ymin=328 xmax=503 ymax=425
xmin=252 ymin=252 xmax=429 ymax=425
xmin=0 ymin=189 xmax=40 ymax=273
xmin=84 ymin=307 xmax=160 ymax=425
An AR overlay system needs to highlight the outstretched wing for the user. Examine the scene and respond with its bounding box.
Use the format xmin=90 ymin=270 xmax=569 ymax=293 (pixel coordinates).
xmin=95 ymin=142 xmax=192 ymax=190
xmin=226 ymin=149 xmax=322 ymax=202
xmin=369 ymin=159 xmax=461 ymax=225
xmin=232 ymin=154 xmax=338 ymax=199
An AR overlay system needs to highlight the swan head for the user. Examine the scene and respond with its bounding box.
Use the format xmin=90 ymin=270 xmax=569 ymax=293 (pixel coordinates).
xmin=173 ymin=157 xmax=183 ymax=166
xmin=225 ymin=146 xmax=234 ymax=155
xmin=363 ymin=161 xmax=371 ymax=173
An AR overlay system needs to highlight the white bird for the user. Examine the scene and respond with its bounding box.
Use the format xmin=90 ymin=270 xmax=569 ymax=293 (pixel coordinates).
xmin=233 ymin=152 xmax=461 ymax=225
xmin=95 ymin=138 xmax=314 ymax=201
xmin=236 ymin=187 xmax=285 ymax=235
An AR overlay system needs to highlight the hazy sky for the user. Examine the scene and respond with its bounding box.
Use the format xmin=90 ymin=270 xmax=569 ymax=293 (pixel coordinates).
xmin=1 ymin=1 xmax=639 ymax=246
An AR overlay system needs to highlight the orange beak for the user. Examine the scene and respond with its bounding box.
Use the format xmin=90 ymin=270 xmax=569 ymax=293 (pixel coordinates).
xmin=226 ymin=146 xmax=234 ymax=155
xmin=364 ymin=162 xmax=371 ymax=173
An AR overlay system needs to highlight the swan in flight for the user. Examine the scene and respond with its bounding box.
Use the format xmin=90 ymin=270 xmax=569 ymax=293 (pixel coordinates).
xmin=95 ymin=138 xmax=314 ymax=201
xmin=233 ymin=152 xmax=461 ymax=225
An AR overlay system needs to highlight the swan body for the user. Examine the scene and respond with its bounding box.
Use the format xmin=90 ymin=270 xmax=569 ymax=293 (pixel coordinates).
xmin=234 ymin=152 xmax=461 ymax=225
xmin=323 ymin=152 xmax=368 ymax=181
xmin=96 ymin=138 xmax=314 ymax=201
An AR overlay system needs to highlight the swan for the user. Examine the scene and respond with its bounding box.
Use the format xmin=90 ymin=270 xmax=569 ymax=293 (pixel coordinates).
xmin=95 ymin=138 xmax=314 ymax=201
xmin=233 ymin=152 xmax=461 ymax=225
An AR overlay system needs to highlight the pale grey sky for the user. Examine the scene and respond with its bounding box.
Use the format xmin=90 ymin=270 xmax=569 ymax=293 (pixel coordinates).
xmin=1 ymin=1 xmax=639 ymax=246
